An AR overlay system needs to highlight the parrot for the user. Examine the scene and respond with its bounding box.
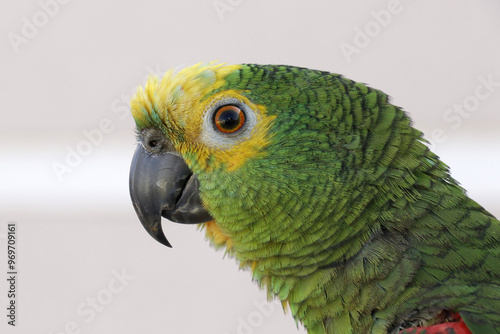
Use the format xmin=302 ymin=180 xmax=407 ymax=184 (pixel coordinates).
xmin=128 ymin=62 xmax=500 ymax=334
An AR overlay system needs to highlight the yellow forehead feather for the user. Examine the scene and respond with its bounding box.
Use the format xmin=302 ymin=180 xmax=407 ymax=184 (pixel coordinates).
xmin=131 ymin=62 xmax=241 ymax=135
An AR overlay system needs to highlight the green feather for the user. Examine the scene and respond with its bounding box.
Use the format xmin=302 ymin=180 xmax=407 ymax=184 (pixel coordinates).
xmin=137 ymin=64 xmax=500 ymax=333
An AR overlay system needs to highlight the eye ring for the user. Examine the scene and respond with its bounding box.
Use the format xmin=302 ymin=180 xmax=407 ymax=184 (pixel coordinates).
xmin=213 ymin=105 xmax=246 ymax=134
xmin=201 ymin=96 xmax=257 ymax=148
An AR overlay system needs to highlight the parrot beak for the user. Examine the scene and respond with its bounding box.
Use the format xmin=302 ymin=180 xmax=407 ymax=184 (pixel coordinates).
xmin=129 ymin=144 xmax=213 ymax=247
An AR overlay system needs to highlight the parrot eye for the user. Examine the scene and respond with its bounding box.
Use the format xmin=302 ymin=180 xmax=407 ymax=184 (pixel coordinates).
xmin=213 ymin=105 xmax=245 ymax=134
xmin=201 ymin=96 xmax=256 ymax=148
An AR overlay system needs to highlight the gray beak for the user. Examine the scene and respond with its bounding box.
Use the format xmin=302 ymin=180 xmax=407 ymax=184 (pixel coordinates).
xmin=129 ymin=144 xmax=213 ymax=247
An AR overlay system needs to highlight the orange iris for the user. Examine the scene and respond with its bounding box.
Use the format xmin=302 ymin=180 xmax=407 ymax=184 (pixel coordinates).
xmin=214 ymin=105 xmax=245 ymax=133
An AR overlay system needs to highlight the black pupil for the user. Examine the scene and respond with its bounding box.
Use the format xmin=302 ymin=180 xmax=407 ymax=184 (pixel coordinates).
xmin=149 ymin=140 xmax=158 ymax=148
xmin=218 ymin=108 xmax=240 ymax=129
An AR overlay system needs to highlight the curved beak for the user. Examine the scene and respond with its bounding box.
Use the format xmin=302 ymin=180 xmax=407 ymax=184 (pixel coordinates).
xmin=129 ymin=144 xmax=213 ymax=247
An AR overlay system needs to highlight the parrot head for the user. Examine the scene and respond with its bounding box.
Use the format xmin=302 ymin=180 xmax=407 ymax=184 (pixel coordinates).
xmin=129 ymin=62 xmax=280 ymax=249
xmin=129 ymin=62 xmax=425 ymax=269
xmin=129 ymin=61 xmax=399 ymax=261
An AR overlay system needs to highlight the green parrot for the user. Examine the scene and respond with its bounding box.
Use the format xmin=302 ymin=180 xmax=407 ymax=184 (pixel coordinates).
xmin=128 ymin=62 xmax=500 ymax=334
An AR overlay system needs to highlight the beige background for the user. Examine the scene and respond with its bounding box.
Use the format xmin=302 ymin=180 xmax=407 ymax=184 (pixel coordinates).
xmin=2 ymin=1 xmax=500 ymax=333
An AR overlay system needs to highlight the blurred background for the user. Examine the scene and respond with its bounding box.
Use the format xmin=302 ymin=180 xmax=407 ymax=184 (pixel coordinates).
xmin=1 ymin=1 xmax=500 ymax=333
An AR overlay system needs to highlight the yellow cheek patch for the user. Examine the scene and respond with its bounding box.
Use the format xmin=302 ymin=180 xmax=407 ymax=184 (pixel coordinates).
xmin=196 ymin=90 xmax=277 ymax=172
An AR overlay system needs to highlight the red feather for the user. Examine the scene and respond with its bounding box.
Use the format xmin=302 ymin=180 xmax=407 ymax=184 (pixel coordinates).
xmin=399 ymin=313 xmax=472 ymax=334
